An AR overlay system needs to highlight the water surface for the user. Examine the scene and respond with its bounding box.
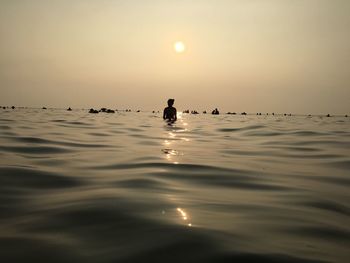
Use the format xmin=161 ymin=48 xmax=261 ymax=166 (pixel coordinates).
xmin=0 ymin=109 xmax=349 ymax=262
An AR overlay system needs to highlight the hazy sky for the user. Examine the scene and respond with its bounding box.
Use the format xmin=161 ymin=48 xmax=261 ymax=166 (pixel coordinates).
xmin=0 ymin=0 xmax=349 ymax=113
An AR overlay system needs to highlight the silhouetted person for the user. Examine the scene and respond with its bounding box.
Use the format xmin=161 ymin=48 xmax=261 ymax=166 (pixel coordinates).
xmin=212 ymin=108 xmax=219 ymax=115
xmin=163 ymin=99 xmax=177 ymax=121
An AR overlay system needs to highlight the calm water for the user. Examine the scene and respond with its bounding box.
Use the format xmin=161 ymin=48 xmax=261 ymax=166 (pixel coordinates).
xmin=0 ymin=109 xmax=349 ymax=262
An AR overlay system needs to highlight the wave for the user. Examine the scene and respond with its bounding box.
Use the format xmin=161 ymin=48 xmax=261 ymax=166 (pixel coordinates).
xmin=0 ymin=110 xmax=348 ymax=262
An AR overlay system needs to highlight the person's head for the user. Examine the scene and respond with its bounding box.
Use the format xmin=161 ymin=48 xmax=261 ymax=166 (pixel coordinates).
xmin=167 ymin=99 xmax=175 ymax=107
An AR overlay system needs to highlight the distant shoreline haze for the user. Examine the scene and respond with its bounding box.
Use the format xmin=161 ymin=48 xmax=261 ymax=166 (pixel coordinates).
xmin=0 ymin=105 xmax=348 ymax=117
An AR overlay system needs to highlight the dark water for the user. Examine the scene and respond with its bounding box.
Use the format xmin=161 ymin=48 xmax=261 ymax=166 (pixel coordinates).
xmin=0 ymin=109 xmax=349 ymax=262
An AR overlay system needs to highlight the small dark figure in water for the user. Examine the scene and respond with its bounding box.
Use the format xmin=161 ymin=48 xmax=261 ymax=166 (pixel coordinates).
xmin=203 ymin=111 xmax=207 ymax=114
xmin=11 ymin=106 xmax=15 ymax=109
xmin=89 ymin=108 xmax=99 ymax=114
xmin=241 ymin=112 xmax=247 ymax=115
xmin=42 ymin=107 xmax=47 ymax=109
xmin=326 ymin=114 xmax=331 ymax=117
xmin=163 ymin=99 xmax=177 ymax=121
xmin=212 ymin=108 xmax=219 ymax=115
xmin=67 ymin=107 xmax=72 ymax=111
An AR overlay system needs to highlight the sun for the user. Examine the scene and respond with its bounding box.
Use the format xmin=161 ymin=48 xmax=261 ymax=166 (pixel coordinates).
xmin=174 ymin=41 xmax=185 ymax=53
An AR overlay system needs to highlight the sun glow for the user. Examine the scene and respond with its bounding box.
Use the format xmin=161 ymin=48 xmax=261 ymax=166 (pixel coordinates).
xmin=174 ymin=41 xmax=185 ymax=53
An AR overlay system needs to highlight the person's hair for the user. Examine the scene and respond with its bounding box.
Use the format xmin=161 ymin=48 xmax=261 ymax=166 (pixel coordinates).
xmin=167 ymin=99 xmax=174 ymax=106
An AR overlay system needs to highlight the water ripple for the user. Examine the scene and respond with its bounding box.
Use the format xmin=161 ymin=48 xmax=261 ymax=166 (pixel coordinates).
xmin=0 ymin=111 xmax=348 ymax=262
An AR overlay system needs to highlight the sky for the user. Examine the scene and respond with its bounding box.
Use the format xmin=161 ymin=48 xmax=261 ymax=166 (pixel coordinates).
xmin=0 ymin=0 xmax=349 ymax=114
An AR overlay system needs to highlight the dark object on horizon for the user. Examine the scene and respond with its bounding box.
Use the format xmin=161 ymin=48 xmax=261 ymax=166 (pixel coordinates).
xmin=89 ymin=108 xmax=99 ymax=114
xmin=183 ymin=110 xmax=189 ymax=113
xmin=212 ymin=108 xmax=219 ymax=115
xmin=2 ymin=107 xmax=6 ymax=109
xmin=346 ymin=115 xmax=348 ymax=117
xmin=163 ymin=99 xmax=177 ymax=121
xmin=42 ymin=107 xmax=47 ymax=109
xmin=137 ymin=110 xmax=140 ymax=112
xmin=11 ymin=106 xmax=15 ymax=109
xmin=100 ymin=108 xmax=107 ymax=112
xmin=241 ymin=112 xmax=247 ymax=115
xmin=152 ymin=110 xmax=155 ymax=113
xmin=289 ymin=113 xmax=292 ymax=116
xmin=272 ymin=113 xmax=275 ymax=115
xmin=308 ymin=114 xmax=312 ymax=117
xmin=326 ymin=114 xmax=331 ymax=117
xmin=106 ymin=109 xmax=115 ymax=113
xmin=284 ymin=113 xmax=287 ymax=116
xmin=191 ymin=110 xmax=199 ymax=114
xmin=67 ymin=107 xmax=72 ymax=111
xmin=227 ymin=112 xmax=236 ymax=115
xmin=203 ymin=111 xmax=207 ymax=114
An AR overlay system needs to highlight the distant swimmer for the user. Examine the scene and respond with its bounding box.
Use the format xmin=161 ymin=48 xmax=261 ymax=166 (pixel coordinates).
xmin=163 ymin=99 xmax=177 ymax=121
xmin=212 ymin=108 xmax=219 ymax=115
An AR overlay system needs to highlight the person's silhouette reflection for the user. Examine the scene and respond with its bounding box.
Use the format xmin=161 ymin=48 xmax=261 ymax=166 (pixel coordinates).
xmin=163 ymin=99 xmax=177 ymax=122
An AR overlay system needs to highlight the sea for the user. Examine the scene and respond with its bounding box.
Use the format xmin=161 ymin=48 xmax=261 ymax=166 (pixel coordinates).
xmin=0 ymin=108 xmax=349 ymax=262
